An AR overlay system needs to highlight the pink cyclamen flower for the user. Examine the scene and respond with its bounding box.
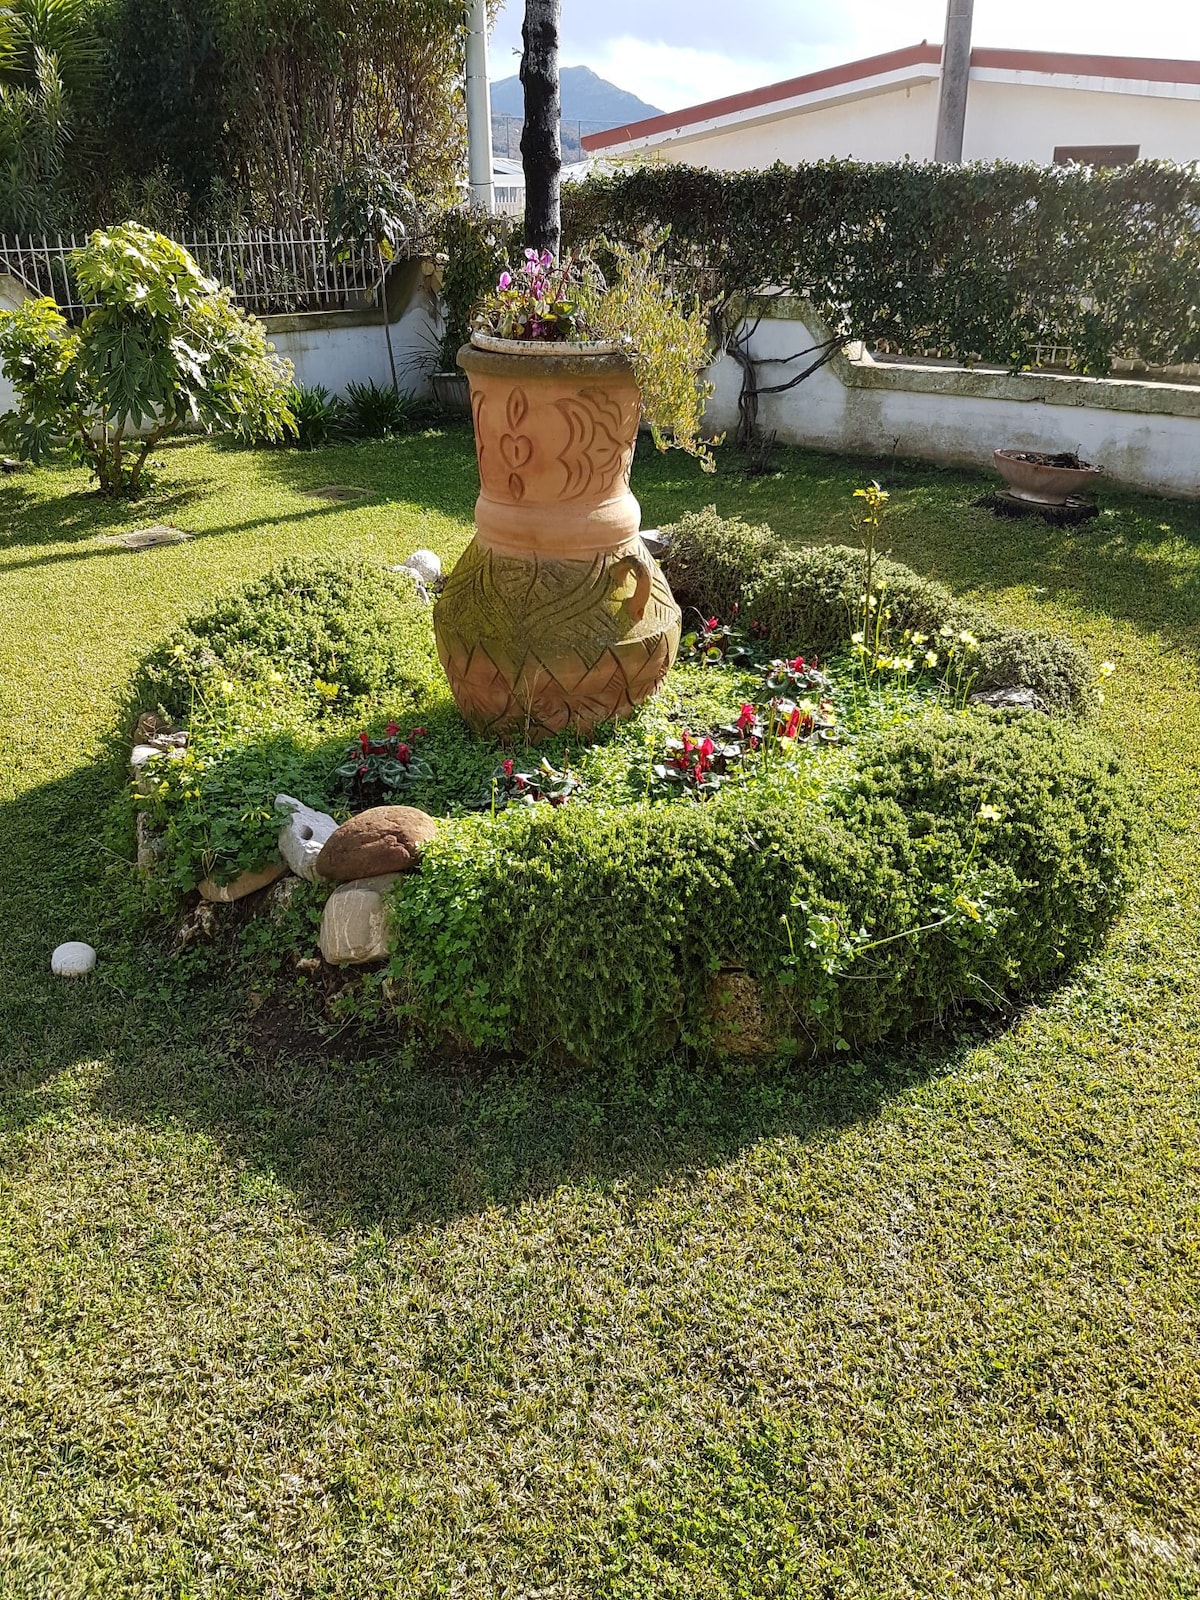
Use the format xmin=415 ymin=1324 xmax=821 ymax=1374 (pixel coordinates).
xmin=498 ymin=270 xmax=512 ymax=290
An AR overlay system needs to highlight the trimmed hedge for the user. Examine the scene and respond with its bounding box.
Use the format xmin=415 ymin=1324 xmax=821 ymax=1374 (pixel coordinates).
xmin=130 ymin=557 xmax=440 ymax=725
xmin=562 ymin=161 xmax=1200 ymax=374
xmin=123 ymin=545 xmax=1138 ymax=1070
xmin=388 ymin=711 xmax=1141 ymax=1066
xmin=661 ymin=507 xmax=1094 ymax=716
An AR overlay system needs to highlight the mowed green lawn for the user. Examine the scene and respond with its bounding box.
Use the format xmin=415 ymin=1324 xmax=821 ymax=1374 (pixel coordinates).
xmin=1 ymin=430 xmax=1199 ymax=1599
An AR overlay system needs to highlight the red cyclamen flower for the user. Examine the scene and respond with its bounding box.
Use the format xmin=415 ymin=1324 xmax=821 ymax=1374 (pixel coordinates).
xmin=502 ymin=758 xmax=514 ymax=778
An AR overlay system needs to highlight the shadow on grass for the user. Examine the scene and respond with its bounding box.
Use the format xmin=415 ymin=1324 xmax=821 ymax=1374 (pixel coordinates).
xmin=0 ymin=477 xmax=207 ymax=552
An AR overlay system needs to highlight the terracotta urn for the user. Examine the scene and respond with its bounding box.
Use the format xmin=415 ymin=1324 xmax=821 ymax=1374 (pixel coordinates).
xmin=993 ymin=448 xmax=1103 ymax=506
xmin=433 ymin=336 xmax=681 ymax=742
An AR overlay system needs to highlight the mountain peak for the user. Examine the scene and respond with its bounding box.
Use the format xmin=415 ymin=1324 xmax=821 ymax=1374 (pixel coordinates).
xmin=490 ymin=66 xmax=662 ymax=131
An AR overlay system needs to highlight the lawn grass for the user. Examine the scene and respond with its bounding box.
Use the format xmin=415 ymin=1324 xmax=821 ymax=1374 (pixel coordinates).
xmin=1 ymin=430 xmax=1199 ymax=1597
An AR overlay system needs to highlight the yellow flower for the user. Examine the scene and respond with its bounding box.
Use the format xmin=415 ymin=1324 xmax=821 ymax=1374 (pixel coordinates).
xmin=954 ymin=894 xmax=983 ymax=921
xmin=911 ymin=632 xmax=928 ymax=647
xmin=924 ymin=650 xmax=939 ymax=668
xmin=1098 ymin=661 xmax=1116 ymax=678
xmin=851 ymin=630 xmax=865 ymax=645
xmin=977 ymin=803 xmax=1002 ymax=822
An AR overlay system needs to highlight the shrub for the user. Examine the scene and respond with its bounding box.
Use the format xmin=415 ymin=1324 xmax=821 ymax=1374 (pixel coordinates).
xmin=661 ymin=508 xmax=1094 ymax=715
xmin=130 ymin=557 xmax=440 ymax=726
xmin=431 ymin=207 xmax=520 ymax=370
xmin=562 ymin=161 xmax=1200 ymax=374
xmin=0 ymin=223 xmax=293 ymax=492
xmin=285 ymin=383 xmax=345 ymax=450
xmin=123 ymin=540 xmax=1136 ymax=1070
xmin=387 ymin=711 xmax=1141 ymax=1067
xmin=342 ymin=378 xmax=424 ymax=438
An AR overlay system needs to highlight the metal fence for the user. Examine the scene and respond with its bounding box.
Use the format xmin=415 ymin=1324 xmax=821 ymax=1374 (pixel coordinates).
xmin=0 ymin=226 xmax=385 ymax=319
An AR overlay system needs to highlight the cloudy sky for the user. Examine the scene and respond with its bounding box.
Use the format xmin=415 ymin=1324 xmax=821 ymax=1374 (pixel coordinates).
xmin=490 ymin=0 xmax=1200 ymax=113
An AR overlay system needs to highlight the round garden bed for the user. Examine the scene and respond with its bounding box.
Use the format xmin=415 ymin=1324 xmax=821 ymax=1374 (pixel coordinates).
xmin=116 ymin=509 xmax=1142 ymax=1069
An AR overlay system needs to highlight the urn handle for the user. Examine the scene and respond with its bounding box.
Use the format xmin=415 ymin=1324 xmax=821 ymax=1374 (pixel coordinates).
xmin=612 ymin=554 xmax=652 ymax=623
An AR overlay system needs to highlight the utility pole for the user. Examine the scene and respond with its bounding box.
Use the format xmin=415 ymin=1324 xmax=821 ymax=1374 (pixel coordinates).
xmin=934 ymin=0 xmax=974 ymax=163
xmin=465 ymin=0 xmax=495 ymax=211
xmin=521 ymin=0 xmax=561 ymax=257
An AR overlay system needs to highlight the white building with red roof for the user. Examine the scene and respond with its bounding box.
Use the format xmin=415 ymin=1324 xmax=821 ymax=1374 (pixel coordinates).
xmin=581 ymin=44 xmax=1200 ymax=168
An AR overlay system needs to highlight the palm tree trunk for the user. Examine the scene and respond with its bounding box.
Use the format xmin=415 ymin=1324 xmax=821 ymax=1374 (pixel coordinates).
xmin=520 ymin=0 xmax=561 ymax=258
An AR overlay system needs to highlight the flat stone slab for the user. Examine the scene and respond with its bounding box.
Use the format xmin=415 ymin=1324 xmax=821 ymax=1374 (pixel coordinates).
xmin=103 ymin=525 xmax=191 ymax=549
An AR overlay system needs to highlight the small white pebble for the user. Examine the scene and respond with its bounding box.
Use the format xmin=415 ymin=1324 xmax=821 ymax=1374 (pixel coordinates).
xmin=51 ymin=941 xmax=96 ymax=978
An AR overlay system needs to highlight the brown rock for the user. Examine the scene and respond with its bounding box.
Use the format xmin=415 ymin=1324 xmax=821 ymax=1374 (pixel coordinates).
xmin=197 ymin=861 xmax=287 ymax=903
xmin=316 ymin=806 xmax=437 ymax=883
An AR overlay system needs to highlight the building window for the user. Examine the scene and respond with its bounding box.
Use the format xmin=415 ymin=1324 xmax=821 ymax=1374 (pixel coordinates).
xmin=1053 ymin=144 xmax=1140 ymax=168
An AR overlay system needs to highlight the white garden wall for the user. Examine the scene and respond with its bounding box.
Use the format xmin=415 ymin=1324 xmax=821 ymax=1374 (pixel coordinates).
xmin=262 ymin=286 xmax=441 ymax=399
xmin=705 ymin=301 xmax=1200 ymax=499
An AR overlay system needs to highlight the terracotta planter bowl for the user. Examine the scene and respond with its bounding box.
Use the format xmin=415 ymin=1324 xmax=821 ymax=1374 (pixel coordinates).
xmin=433 ymin=339 xmax=681 ymax=742
xmin=993 ymin=448 xmax=1103 ymax=506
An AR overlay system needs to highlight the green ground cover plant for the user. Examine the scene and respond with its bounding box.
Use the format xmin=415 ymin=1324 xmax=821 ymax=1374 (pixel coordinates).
xmin=0 ymin=432 xmax=1198 ymax=1596
xmin=119 ymin=512 xmax=1136 ymax=1067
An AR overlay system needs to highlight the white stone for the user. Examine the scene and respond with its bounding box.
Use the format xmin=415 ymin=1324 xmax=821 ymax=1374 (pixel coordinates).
xmin=52 ymin=941 xmax=96 ymax=978
xmin=318 ymin=874 xmax=399 ymax=965
xmin=276 ymin=794 xmax=340 ymax=881
xmin=403 ymin=548 xmax=442 ymax=584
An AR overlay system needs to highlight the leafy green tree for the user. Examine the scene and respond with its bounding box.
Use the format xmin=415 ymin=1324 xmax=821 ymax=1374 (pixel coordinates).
xmin=0 ymin=0 xmax=102 ymax=227
xmin=0 ymin=223 xmax=295 ymax=494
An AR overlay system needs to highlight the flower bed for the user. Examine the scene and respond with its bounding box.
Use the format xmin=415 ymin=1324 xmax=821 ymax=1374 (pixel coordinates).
xmin=117 ymin=516 xmax=1142 ymax=1068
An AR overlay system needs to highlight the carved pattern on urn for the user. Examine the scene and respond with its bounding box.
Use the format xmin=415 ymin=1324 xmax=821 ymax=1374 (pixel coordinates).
xmin=436 ymin=342 xmax=681 ymax=742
